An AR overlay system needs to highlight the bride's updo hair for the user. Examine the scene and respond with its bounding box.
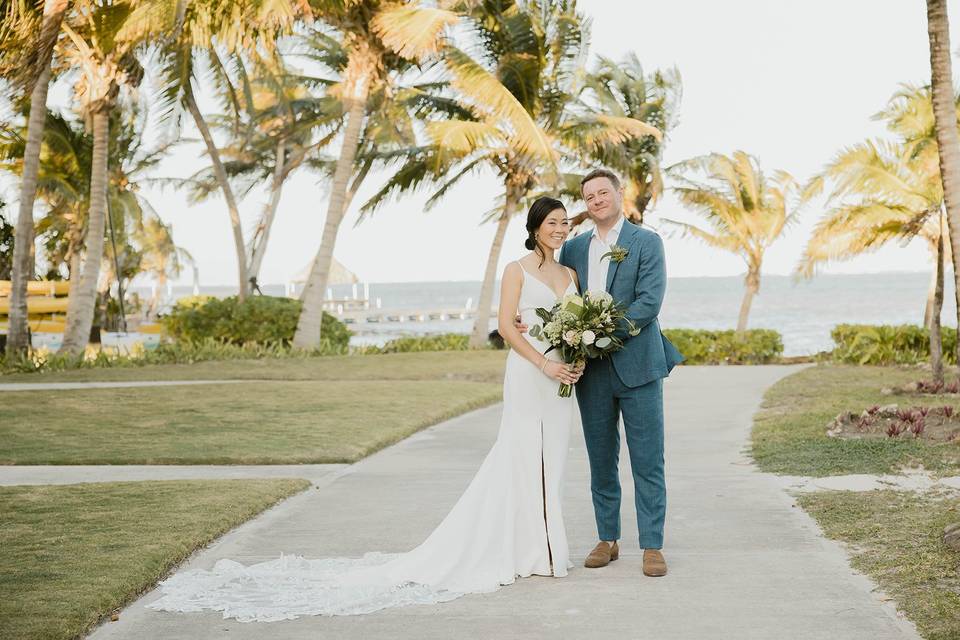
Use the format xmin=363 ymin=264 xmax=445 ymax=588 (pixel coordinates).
xmin=524 ymin=196 xmax=565 ymax=251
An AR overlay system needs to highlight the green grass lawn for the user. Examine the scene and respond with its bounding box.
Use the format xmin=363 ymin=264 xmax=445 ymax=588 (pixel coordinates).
xmin=0 ymin=351 xmax=506 ymax=464
xmin=1 ymin=378 xmax=502 ymax=464
xmin=0 ymin=350 xmax=508 ymax=383
xmin=798 ymin=490 xmax=960 ymax=640
xmin=751 ymin=364 xmax=960 ymax=476
xmin=0 ymin=479 xmax=309 ymax=640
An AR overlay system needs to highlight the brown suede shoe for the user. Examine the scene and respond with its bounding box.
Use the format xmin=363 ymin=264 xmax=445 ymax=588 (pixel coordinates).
xmin=643 ymin=549 xmax=667 ymax=577
xmin=584 ymin=541 xmax=619 ymax=568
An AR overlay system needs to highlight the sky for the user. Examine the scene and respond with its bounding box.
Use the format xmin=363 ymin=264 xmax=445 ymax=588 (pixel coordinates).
xmin=10 ymin=0 xmax=960 ymax=286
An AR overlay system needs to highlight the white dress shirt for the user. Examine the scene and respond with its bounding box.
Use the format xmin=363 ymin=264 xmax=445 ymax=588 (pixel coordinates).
xmin=587 ymin=215 xmax=625 ymax=294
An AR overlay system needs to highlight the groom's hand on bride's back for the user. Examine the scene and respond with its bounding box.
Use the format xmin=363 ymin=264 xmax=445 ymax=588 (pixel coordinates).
xmin=514 ymin=314 xmax=528 ymax=334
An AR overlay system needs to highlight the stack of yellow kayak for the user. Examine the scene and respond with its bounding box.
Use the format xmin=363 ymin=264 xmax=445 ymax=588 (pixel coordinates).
xmin=1 ymin=281 xmax=167 ymax=350
xmin=0 ymin=280 xmax=70 ymax=336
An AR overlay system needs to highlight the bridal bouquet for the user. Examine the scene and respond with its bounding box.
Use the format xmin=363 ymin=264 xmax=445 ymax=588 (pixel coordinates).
xmin=529 ymin=290 xmax=639 ymax=397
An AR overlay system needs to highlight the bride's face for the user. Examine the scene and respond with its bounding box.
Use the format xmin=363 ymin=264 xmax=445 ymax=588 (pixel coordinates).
xmin=537 ymin=208 xmax=570 ymax=251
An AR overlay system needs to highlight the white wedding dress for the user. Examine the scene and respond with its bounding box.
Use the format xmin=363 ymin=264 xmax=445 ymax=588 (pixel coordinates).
xmin=147 ymin=263 xmax=575 ymax=621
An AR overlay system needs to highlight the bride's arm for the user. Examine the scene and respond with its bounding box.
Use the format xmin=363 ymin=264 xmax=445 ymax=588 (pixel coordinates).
xmin=497 ymin=263 xmax=578 ymax=386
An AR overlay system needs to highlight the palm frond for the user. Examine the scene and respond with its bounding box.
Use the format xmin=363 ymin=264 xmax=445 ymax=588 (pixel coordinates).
xmin=425 ymin=119 xmax=503 ymax=155
xmin=442 ymin=45 xmax=555 ymax=163
xmin=372 ymin=5 xmax=458 ymax=61
xmin=797 ymin=202 xmax=921 ymax=277
xmin=660 ymin=218 xmax=742 ymax=252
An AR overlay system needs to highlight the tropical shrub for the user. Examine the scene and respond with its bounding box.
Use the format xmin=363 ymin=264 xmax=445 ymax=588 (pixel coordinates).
xmin=662 ymin=328 xmax=784 ymax=364
xmin=361 ymin=333 xmax=472 ymax=354
xmin=162 ymin=295 xmax=350 ymax=349
xmin=830 ymin=324 xmax=957 ymax=365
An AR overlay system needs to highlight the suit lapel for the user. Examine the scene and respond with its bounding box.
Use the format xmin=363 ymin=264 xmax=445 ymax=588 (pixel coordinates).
xmin=578 ymin=234 xmax=590 ymax=292
xmin=605 ymin=221 xmax=637 ymax=293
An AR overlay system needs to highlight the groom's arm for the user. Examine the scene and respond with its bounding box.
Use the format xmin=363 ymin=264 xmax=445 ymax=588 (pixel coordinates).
xmin=613 ymin=232 xmax=666 ymax=340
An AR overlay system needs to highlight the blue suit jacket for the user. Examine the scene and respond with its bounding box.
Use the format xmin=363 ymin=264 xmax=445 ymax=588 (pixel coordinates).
xmin=559 ymin=219 xmax=684 ymax=388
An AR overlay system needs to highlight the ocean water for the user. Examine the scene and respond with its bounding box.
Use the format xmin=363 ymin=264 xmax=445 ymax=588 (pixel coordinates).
xmin=140 ymin=271 xmax=955 ymax=357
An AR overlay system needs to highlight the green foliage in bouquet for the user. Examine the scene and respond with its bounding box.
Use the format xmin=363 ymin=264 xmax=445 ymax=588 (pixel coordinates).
xmin=163 ymin=296 xmax=351 ymax=349
xmin=529 ymin=292 xmax=639 ymax=396
xmin=830 ymin=324 xmax=957 ymax=365
xmin=662 ymin=329 xmax=783 ymax=364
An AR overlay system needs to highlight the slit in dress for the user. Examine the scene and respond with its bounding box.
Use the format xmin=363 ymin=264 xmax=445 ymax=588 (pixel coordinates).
xmin=540 ymin=420 xmax=554 ymax=576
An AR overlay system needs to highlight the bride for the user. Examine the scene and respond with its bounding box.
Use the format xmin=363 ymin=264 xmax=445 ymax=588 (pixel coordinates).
xmin=148 ymin=197 xmax=583 ymax=621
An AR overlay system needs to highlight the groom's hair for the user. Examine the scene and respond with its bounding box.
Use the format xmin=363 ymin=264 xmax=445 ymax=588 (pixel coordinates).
xmin=580 ymin=168 xmax=621 ymax=192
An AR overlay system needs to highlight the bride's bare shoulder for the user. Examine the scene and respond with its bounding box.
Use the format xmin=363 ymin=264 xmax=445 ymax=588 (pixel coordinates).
xmin=514 ymin=253 xmax=537 ymax=269
xmin=502 ymin=260 xmax=524 ymax=281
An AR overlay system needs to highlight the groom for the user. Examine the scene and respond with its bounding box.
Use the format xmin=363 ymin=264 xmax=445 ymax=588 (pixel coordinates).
xmin=523 ymin=168 xmax=683 ymax=576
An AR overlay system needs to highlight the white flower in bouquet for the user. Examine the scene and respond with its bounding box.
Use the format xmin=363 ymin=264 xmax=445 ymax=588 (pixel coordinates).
xmin=543 ymin=320 xmax=561 ymax=340
xmin=530 ymin=289 xmax=637 ymax=398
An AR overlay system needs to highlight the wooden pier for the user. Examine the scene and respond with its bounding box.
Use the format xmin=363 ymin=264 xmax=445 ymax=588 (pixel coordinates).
xmin=319 ymin=291 xmax=495 ymax=325
xmin=330 ymin=305 xmax=497 ymax=324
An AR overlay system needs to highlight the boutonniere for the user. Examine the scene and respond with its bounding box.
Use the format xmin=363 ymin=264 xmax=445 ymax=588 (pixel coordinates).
xmin=601 ymin=245 xmax=628 ymax=263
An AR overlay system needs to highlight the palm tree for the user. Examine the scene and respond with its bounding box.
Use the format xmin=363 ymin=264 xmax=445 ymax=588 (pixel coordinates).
xmin=801 ymin=84 xmax=960 ymax=382
xmin=57 ymin=1 xmax=149 ymax=355
xmin=242 ymin=52 xmax=331 ymax=290
xmin=2 ymin=0 xmax=70 ymax=357
xmin=575 ymin=53 xmax=681 ymax=225
xmin=926 ymin=0 xmax=960 ymax=373
xmin=362 ymin=0 xmax=660 ymax=348
xmin=143 ymin=0 xmax=310 ymax=302
xmin=1 ymin=108 xmax=92 ymax=282
xmin=295 ymin=22 xmax=461 ymax=261
xmin=1 ymin=104 xmax=174 ymax=317
xmin=137 ymin=215 xmax=193 ymax=316
xmin=180 ymin=46 xmax=340 ymax=293
xmin=292 ymin=2 xmax=458 ymax=348
xmin=879 ymin=85 xmax=960 ymax=327
xmin=665 ymin=151 xmax=797 ymax=333
xmin=798 ymin=140 xmax=948 ymax=380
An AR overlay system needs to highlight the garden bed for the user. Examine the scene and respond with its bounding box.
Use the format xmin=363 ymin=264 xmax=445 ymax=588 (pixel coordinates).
xmin=827 ymin=404 xmax=960 ymax=443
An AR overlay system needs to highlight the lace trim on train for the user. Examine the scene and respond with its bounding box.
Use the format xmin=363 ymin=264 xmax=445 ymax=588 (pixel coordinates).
xmin=146 ymin=552 xmax=463 ymax=622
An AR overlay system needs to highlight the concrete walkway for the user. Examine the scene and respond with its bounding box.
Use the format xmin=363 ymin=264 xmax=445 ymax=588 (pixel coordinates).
xmin=88 ymin=365 xmax=920 ymax=640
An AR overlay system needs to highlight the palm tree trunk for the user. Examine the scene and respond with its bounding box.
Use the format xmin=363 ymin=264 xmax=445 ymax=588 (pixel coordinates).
xmin=6 ymin=0 xmax=69 ymax=358
xmin=60 ymin=108 xmax=109 ymax=355
xmin=7 ymin=67 xmax=51 ymax=356
xmin=185 ymin=82 xmax=247 ymax=301
xmin=925 ymin=257 xmax=937 ymax=327
xmin=927 ymin=0 xmax=960 ymax=374
xmin=246 ymin=139 xmax=286 ymax=290
xmin=67 ymin=243 xmax=81 ymax=281
xmin=470 ymin=192 xmax=517 ymax=348
xmin=293 ymin=72 xmax=370 ymax=349
xmin=930 ymin=214 xmax=945 ymax=383
xmin=736 ymin=268 xmax=760 ymax=333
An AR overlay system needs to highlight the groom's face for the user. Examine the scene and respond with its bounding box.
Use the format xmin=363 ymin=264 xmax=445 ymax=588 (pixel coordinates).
xmin=581 ymin=177 xmax=623 ymax=226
